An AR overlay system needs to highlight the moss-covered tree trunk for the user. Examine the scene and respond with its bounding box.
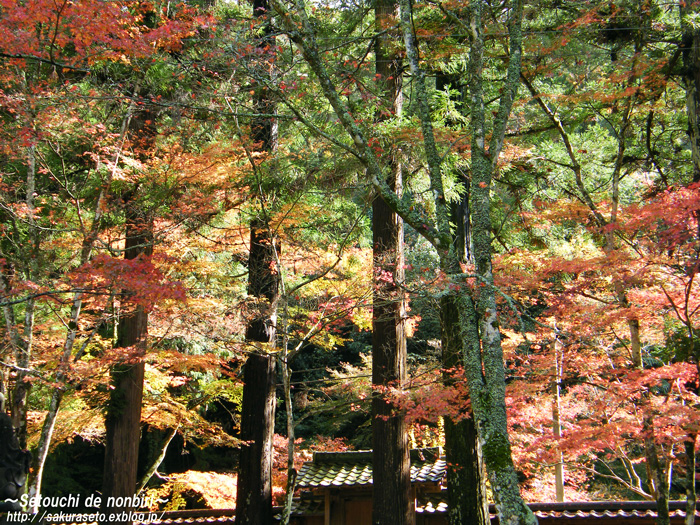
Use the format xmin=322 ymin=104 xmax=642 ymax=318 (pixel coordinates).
xmin=441 ymin=294 xmax=489 ymax=525
xmin=436 ymin=71 xmax=489 ymax=525
xmin=459 ymin=4 xmax=534 ymax=519
xmin=441 ymin=175 xmax=489 ymax=525
xmin=399 ymin=0 xmax=533 ymax=520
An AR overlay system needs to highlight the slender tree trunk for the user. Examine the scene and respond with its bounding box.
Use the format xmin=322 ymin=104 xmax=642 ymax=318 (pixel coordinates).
xmin=459 ymin=0 xmax=534 ymax=522
xmin=372 ymin=0 xmax=411 ymax=523
xmin=29 ymin=113 xmax=121 ymax=508
xmin=136 ymin=425 xmax=179 ymax=495
xmin=0 ymin=369 xmax=5 ymax=401
xmin=235 ymin=353 xmax=276 ymax=525
xmin=553 ymin=336 xmax=565 ymax=503
xmin=686 ymin=434 xmax=697 ymax=525
xmin=280 ymin=353 xmax=296 ymax=525
xmin=644 ymin=417 xmax=670 ymax=525
xmin=30 ymin=381 xmax=68 ymax=512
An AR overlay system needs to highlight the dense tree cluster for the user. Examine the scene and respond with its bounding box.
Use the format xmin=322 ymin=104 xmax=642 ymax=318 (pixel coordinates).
xmin=0 ymin=0 xmax=699 ymax=524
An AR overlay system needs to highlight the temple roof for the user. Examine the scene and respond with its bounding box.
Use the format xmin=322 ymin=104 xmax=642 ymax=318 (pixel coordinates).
xmin=295 ymin=447 xmax=446 ymax=489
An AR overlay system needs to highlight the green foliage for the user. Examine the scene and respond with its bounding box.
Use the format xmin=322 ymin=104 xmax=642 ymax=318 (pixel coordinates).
xmin=665 ymin=325 xmax=700 ymax=363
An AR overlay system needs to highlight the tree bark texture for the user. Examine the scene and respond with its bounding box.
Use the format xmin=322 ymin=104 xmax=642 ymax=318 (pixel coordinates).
xmin=436 ymin=70 xmax=488 ymax=525
xmin=371 ymin=0 xmax=411 ymax=523
xmin=235 ymin=353 xmax=276 ymax=525
xmin=441 ymin=294 xmax=489 ymax=525
xmin=460 ymin=0 xmax=535 ymax=523
xmin=101 ymin=102 xmax=156 ymax=525
xmin=371 ymin=175 xmax=411 ymax=525
xmin=237 ymin=2 xmax=279 ymax=521
xmin=245 ymin=217 xmax=280 ymax=344
xmin=101 ymin=201 xmax=153 ymax=525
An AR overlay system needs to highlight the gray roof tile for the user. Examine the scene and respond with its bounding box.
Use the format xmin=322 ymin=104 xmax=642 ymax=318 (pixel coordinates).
xmin=296 ymin=448 xmax=446 ymax=488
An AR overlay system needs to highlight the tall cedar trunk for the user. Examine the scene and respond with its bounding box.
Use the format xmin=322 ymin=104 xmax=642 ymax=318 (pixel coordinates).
xmin=101 ymin=102 xmax=156 ymax=525
xmin=371 ymin=197 xmax=410 ymax=525
xmin=372 ymin=0 xmax=411 ymax=523
xmin=244 ymin=0 xmax=278 ymax=346
xmin=235 ymin=354 xmax=276 ymax=525
xmin=245 ymin=218 xmax=279 ymax=344
xmin=236 ymin=0 xmax=278 ymax=522
xmin=371 ymin=188 xmax=411 ymax=525
xmin=101 ymin=202 xmax=153 ymax=524
xmin=436 ymin=73 xmax=489 ymax=525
